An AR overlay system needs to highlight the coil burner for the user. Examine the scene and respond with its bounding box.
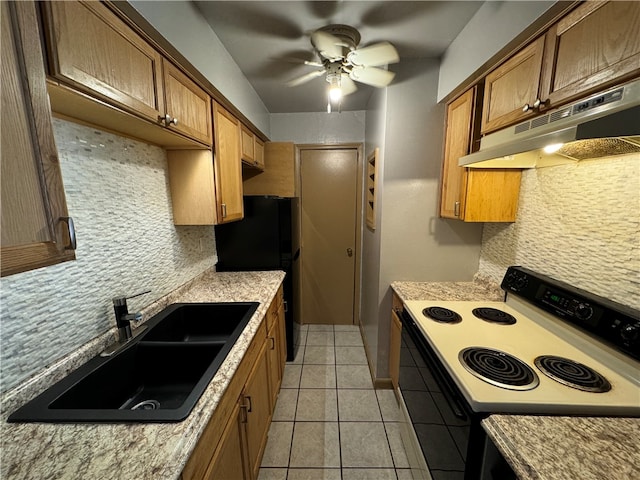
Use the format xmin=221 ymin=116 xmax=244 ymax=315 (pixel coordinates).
xmin=459 ymin=347 xmax=539 ymax=391
xmin=534 ymin=356 xmax=612 ymax=393
xmin=422 ymin=306 xmax=462 ymax=324
xmin=472 ymin=307 xmax=517 ymax=325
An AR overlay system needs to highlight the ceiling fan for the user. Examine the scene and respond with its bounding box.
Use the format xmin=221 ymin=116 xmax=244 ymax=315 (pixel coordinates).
xmin=286 ymin=24 xmax=399 ymax=111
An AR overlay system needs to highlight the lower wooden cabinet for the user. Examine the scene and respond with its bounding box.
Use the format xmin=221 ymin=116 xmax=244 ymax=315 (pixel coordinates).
xmin=182 ymin=288 xmax=286 ymax=480
xmin=202 ymin=400 xmax=248 ymax=480
xmin=267 ymin=286 xmax=286 ymax=408
xmin=243 ymin=342 xmax=272 ymax=480
xmin=389 ymin=293 xmax=403 ymax=392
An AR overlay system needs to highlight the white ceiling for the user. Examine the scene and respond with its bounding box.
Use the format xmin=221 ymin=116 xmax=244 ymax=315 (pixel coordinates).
xmin=193 ymin=1 xmax=484 ymax=113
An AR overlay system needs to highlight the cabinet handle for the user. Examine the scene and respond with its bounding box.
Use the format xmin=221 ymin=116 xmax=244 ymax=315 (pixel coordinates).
xmin=159 ymin=114 xmax=178 ymax=126
xmin=245 ymin=396 xmax=252 ymax=413
xmin=221 ymin=203 xmax=227 ymax=218
xmin=347 ymin=248 xmax=353 ymax=257
xmin=269 ymin=337 xmax=276 ymax=350
xmin=454 ymin=201 xmax=460 ymax=217
xmin=59 ymin=216 xmax=77 ymax=250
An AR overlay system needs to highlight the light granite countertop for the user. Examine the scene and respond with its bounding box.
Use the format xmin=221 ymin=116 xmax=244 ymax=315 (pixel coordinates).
xmin=483 ymin=415 xmax=640 ymax=480
xmin=391 ymin=276 xmax=504 ymax=303
xmin=390 ymin=277 xmax=640 ymax=480
xmin=1 ymin=269 xmax=285 ymax=480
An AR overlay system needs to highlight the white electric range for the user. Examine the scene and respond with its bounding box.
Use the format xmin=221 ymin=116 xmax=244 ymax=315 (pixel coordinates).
xmin=403 ymin=298 xmax=640 ymax=415
xmin=397 ymin=266 xmax=640 ymax=480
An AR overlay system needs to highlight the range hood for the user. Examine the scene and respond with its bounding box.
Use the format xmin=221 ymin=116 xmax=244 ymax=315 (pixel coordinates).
xmin=459 ymin=79 xmax=640 ymax=168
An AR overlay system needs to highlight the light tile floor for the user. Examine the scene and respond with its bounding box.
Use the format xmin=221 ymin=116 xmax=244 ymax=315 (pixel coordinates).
xmin=259 ymin=324 xmax=412 ymax=480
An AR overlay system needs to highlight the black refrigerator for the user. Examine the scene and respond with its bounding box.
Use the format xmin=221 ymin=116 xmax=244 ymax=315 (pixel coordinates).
xmin=214 ymin=196 xmax=300 ymax=361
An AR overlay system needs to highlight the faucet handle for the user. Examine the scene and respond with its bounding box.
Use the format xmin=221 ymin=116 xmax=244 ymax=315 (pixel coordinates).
xmin=113 ymin=290 xmax=151 ymax=306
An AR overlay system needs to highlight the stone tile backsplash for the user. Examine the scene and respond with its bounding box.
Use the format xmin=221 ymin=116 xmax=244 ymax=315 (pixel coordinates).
xmin=0 ymin=119 xmax=217 ymax=393
xmin=479 ymin=153 xmax=639 ymax=310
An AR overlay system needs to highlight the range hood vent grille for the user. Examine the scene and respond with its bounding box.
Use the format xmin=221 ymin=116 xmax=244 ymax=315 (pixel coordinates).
xmin=557 ymin=137 xmax=640 ymax=161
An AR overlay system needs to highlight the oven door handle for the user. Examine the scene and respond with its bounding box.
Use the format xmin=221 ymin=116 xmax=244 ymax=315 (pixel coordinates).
xmin=401 ymin=310 xmax=469 ymax=421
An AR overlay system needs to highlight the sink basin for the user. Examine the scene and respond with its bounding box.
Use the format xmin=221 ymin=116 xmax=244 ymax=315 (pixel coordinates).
xmin=142 ymin=303 xmax=258 ymax=343
xmin=8 ymin=302 xmax=259 ymax=423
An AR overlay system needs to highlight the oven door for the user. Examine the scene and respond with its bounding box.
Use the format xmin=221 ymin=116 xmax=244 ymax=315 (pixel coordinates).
xmin=398 ymin=308 xmax=516 ymax=480
xmin=398 ymin=308 xmax=473 ymax=479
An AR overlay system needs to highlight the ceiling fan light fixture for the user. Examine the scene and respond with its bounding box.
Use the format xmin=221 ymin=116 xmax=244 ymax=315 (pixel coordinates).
xmin=327 ymin=73 xmax=342 ymax=102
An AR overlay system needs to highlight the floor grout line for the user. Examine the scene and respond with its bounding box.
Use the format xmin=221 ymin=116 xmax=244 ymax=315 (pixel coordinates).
xmin=261 ymin=324 xmax=409 ymax=480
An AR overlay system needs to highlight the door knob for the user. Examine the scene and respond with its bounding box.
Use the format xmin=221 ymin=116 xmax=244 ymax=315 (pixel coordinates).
xmin=347 ymin=248 xmax=353 ymax=257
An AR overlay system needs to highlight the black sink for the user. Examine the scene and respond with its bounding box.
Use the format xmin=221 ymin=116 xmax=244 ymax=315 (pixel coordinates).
xmin=8 ymin=302 xmax=259 ymax=423
xmin=142 ymin=303 xmax=257 ymax=343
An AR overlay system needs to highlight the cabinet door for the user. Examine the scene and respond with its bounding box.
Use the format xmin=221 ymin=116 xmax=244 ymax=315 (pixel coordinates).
xmin=440 ymin=88 xmax=477 ymax=219
xmin=242 ymin=342 xmax=272 ymax=479
xmin=167 ymin=150 xmax=217 ymax=225
xmin=463 ymin=170 xmax=521 ymax=222
xmin=539 ymin=1 xmax=640 ymax=108
xmin=1 ymin=0 xmax=76 ymax=277
xmin=163 ymin=60 xmax=213 ymax=146
xmin=266 ymin=321 xmax=281 ymax=410
xmin=42 ymin=1 xmax=164 ymax=123
xmin=390 ymin=309 xmax=402 ymax=391
xmin=240 ymin=125 xmax=255 ymax=163
xmin=277 ymin=298 xmax=287 ymax=370
xmin=213 ymin=102 xmax=244 ymax=223
xmin=481 ymin=36 xmax=545 ymax=134
xmin=254 ymin=138 xmax=265 ymax=170
xmin=204 ymin=400 xmax=249 ymax=480
xmin=243 ymin=142 xmax=296 ymax=198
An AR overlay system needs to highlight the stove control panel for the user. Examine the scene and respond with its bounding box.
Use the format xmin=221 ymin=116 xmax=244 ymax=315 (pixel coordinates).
xmin=502 ymin=266 xmax=640 ymax=361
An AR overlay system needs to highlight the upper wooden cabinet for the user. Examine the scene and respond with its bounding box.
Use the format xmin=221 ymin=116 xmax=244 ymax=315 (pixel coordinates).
xmin=1 ymin=0 xmax=76 ymax=277
xmin=254 ymin=138 xmax=265 ymax=170
xmin=213 ymin=102 xmax=244 ymax=223
xmin=42 ymin=1 xmax=165 ymax=123
xmin=240 ymin=125 xmax=265 ymax=170
xmin=539 ymin=1 xmax=640 ymax=108
xmin=481 ymin=36 xmax=545 ymax=134
xmin=481 ymin=1 xmax=640 ymax=134
xmin=41 ymin=1 xmax=212 ymax=147
xmin=243 ymin=142 xmax=296 ymax=198
xmin=167 ymin=150 xmax=218 ymax=225
xmin=162 ymin=61 xmax=213 ymax=145
xmin=441 ymin=87 xmax=521 ymax=222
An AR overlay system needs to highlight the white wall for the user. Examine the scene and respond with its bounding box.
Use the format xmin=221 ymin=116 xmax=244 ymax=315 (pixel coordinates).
xmin=129 ymin=0 xmax=270 ymax=136
xmin=363 ymin=60 xmax=484 ymax=378
xmin=361 ymin=88 xmax=387 ymax=374
xmin=0 ymin=119 xmax=217 ymax=393
xmin=438 ymin=1 xmax=555 ymax=101
xmin=270 ymin=111 xmax=366 ymax=144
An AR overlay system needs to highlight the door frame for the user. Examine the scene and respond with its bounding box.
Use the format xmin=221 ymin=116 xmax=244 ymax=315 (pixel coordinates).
xmin=295 ymin=143 xmax=363 ymax=326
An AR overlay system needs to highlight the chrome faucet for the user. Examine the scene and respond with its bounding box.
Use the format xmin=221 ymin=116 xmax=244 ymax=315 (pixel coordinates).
xmin=113 ymin=290 xmax=151 ymax=342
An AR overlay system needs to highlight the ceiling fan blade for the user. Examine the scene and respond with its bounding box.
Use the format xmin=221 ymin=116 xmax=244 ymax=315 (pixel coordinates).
xmin=349 ymin=66 xmax=396 ymax=88
xmin=347 ymin=41 xmax=399 ymax=67
xmin=340 ymin=74 xmax=358 ymax=96
xmin=286 ymin=69 xmax=325 ymax=87
xmin=311 ymin=30 xmax=344 ymax=60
